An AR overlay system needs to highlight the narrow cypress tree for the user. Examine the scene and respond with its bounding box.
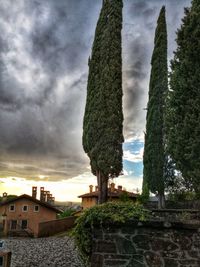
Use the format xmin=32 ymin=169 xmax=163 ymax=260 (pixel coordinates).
xmin=166 ymin=0 xmax=200 ymax=193
xmin=143 ymin=6 xmax=168 ymax=208
xmin=83 ymin=0 xmax=124 ymax=204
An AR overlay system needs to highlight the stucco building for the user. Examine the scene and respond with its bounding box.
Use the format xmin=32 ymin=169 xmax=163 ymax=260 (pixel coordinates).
xmin=79 ymin=183 xmax=139 ymax=209
xmin=0 ymin=189 xmax=60 ymax=237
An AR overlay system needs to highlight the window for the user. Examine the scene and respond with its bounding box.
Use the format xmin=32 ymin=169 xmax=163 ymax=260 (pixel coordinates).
xmin=22 ymin=205 xmax=28 ymax=212
xmin=34 ymin=205 xmax=39 ymax=212
xmin=0 ymin=256 xmax=3 ymax=267
xmin=10 ymin=220 xmax=17 ymax=230
xmin=9 ymin=204 xmax=15 ymax=212
xmin=21 ymin=220 xmax=28 ymax=229
xmin=0 ymin=241 xmax=4 ymax=249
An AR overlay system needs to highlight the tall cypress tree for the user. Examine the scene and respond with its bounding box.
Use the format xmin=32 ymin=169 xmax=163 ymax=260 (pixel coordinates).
xmin=143 ymin=6 xmax=168 ymax=208
xmin=83 ymin=0 xmax=124 ymax=204
xmin=166 ymin=0 xmax=200 ymax=193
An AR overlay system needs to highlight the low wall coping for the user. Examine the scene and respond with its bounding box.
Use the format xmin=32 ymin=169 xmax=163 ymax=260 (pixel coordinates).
xmin=151 ymin=209 xmax=200 ymax=213
xmin=93 ymin=219 xmax=200 ymax=230
xmin=39 ymin=216 xmax=76 ymax=224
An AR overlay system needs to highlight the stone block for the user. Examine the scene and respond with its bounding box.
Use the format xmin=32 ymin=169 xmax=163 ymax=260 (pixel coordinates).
xmin=93 ymin=229 xmax=103 ymax=239
xmin=95 ymin=240 xmax=117 ymax=254
xmin=151 ymin=238 xmax=179 ymax=252
xmin=127 ymin=254 xmax=145 ymax=267
xmin=164 ymin=258 xmax=179 ymax=267
xmin=127 ymin=259 xmax=146 ymax=267
xmin=132 ymin=234 xmax=151 ymax=250
xmin=115 ymin=236 xmax=136 ymax=254
xmin=104 ymin=259 xmax=128 ymax=266
xmin=144 ymin=251 xmax=163 ymax=267
xmin=178 ymin=259 xmax=200 ymax=267
xmin=91 ymin=253 xmax=104 ymax=267
xmin=104 ymin=254 xmax=131 ymax=260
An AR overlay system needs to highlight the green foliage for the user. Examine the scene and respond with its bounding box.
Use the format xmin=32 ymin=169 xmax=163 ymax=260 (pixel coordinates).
xmin=168 ymin=191 xmax=196 ymax=202
xmin=143 ymin=6 xmax=168 ymax=201
xmin=82 ymin=0 xmax=124 ymax=201
xmin=141 ymin=179 xmax=150 ymax=204
xmin=118 ymin=191 xmax=131 ymax=202
xmin=73 ymin=202 xmax=150 ymax=260
xmin=177 ymin=211 xmax=191 ymax=221
xmin=166 ymin=1 xmax=200 ymax=193
xmin=57 ymin=209 xmax=76 ymax=219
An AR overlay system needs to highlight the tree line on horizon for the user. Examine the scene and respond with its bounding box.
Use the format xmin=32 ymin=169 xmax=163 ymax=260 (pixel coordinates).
xmin=82 ymin=0 xmax=200 ymax=207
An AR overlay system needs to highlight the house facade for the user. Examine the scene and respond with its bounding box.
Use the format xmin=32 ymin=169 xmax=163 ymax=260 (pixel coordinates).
xmin=79 ymin=183 xmax=139 ymax=209
xmin=0 ymin=191 xmax=60 ymax=237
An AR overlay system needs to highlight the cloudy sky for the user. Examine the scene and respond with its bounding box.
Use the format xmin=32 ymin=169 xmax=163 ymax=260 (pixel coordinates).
xmin=0 ymin=0 xmax=191 ymax=201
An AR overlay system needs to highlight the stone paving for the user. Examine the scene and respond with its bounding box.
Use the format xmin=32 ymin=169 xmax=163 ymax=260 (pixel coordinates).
xmin=2 ymin=236 xmax=84 ymax=267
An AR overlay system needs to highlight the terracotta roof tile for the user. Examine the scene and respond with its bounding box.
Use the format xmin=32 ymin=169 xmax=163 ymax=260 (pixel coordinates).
xmin=0 ymin=194 xmax=61 ymax=213
xmin=78 ymin=190 xmax=139 ymax=198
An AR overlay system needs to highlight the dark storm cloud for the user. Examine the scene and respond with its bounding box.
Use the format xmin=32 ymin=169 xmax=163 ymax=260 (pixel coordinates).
xmin=0 ymin=0 xmax=101 ymax=180
xmin=0 ymin=0 xmax=192 ymax=181
xmin=123 ymin=0 xmax=191 ymax=140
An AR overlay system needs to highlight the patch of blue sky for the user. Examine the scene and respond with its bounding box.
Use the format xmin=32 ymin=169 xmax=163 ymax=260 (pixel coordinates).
xmin=123 ymin=139 xmax=143 ymax=152
xmin=123 ymin=139 xmax=144 ymax=178
xmin=123 ymin=160 xmax=143 ymax=177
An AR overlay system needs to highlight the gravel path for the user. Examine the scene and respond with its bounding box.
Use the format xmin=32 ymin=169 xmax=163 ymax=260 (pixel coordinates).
xmin=2 ymin=237 xmax=85 ymax=267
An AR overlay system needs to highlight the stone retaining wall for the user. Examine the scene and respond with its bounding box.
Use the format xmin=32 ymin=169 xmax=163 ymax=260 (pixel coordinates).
xmin=91 ymin=220 xmax=200 ymax=267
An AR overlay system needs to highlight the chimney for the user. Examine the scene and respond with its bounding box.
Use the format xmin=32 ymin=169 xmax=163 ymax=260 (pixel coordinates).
xmin=43 ymin=191 xmax=48 ymax=202
xmin=110 ymin=183 xmax=115 ymax=192
xmin=95 ymin=186 xmax=98 ymax=192
xmin=118 ymin=185 xmax=122 ymax=191
xmin=40 ymin=187 xmax=45 ymax=201
xmin=51 ymin=197 xmax=55 ymax=204
xmin=47 ymin=193 xmax=52 ymax=203
xmin=2 ymin=192 xmax=7 ymax=202
xmin=48 ymin=196 xmax=55 ymax=205
xmin=89 ymin=185 xmax=93 ymax=193
xmin=32 ymin=186 xmax=37 ymax=199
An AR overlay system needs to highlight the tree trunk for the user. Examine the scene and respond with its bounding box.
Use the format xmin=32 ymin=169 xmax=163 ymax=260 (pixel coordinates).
xmin=97 ymin=171 xmax=101 ymax=204
xmin=158 ymin=193 xmax=165 ymax=209
xmin=97 ymin=171 xmax=108 ymax=204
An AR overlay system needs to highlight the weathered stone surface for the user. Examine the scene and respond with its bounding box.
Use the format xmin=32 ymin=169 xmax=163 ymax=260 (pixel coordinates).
xmin=93 ymin=229 xmax=104 ymax=239
xmin=188 ymin=250 xmax=200 ymax=258
xmin=172 ymin=232 xmax=192 ymax=250
xmin=178 ymin=259 xmax=200 ymax=267
xmin=104 ymin=259 xmax=128 ymax=266
xmin=121 ymin=226 xmax=137 ymax=234
xmin=115 ymin=236 xmax=136 ymax=254
xmin=151 ymin=238 xmax=179 ymax=252
xmin=161 ymin=250 xmax=185 ymax=259
xmin=144 ymin=251 xmax=163 ymax=267
xmin=132 ymin=234 xmax=151 ymax=250
xmin=104 ymin=254 xmax=130 ymax=260
xmin=95 ymin=240 xmax=117 ymax=253
xmin=127 ymin=254 xmax=145 ymax=267
xmin=127 ymin=259 xmax=146 ymax=267
xmin=164 ymin=258 xmax=179 ymax=267
xmin=91 ymin=253 xmax=104 ymax=267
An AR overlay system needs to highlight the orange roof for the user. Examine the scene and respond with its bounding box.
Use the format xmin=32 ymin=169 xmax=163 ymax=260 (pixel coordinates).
xmin=78 ymin=190 xmax=139 ymax=199
xmin=0 ymin=194 xmax=61 ymax=213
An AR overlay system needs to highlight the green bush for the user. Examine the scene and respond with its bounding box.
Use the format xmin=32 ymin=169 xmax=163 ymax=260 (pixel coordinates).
xmin=168 ymin=191 xmax=196 ymax=202
xmin=58 ymin=209 xmax=76 ymax=219
xmin=118 ymin=191 xmax=132 ymax=202
xmin=72 ymin=202 xmax=150 ymax=262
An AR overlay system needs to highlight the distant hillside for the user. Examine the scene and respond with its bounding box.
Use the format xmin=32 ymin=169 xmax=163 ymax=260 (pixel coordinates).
xmin=55 ymin=201 xmax=81 ymax=206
